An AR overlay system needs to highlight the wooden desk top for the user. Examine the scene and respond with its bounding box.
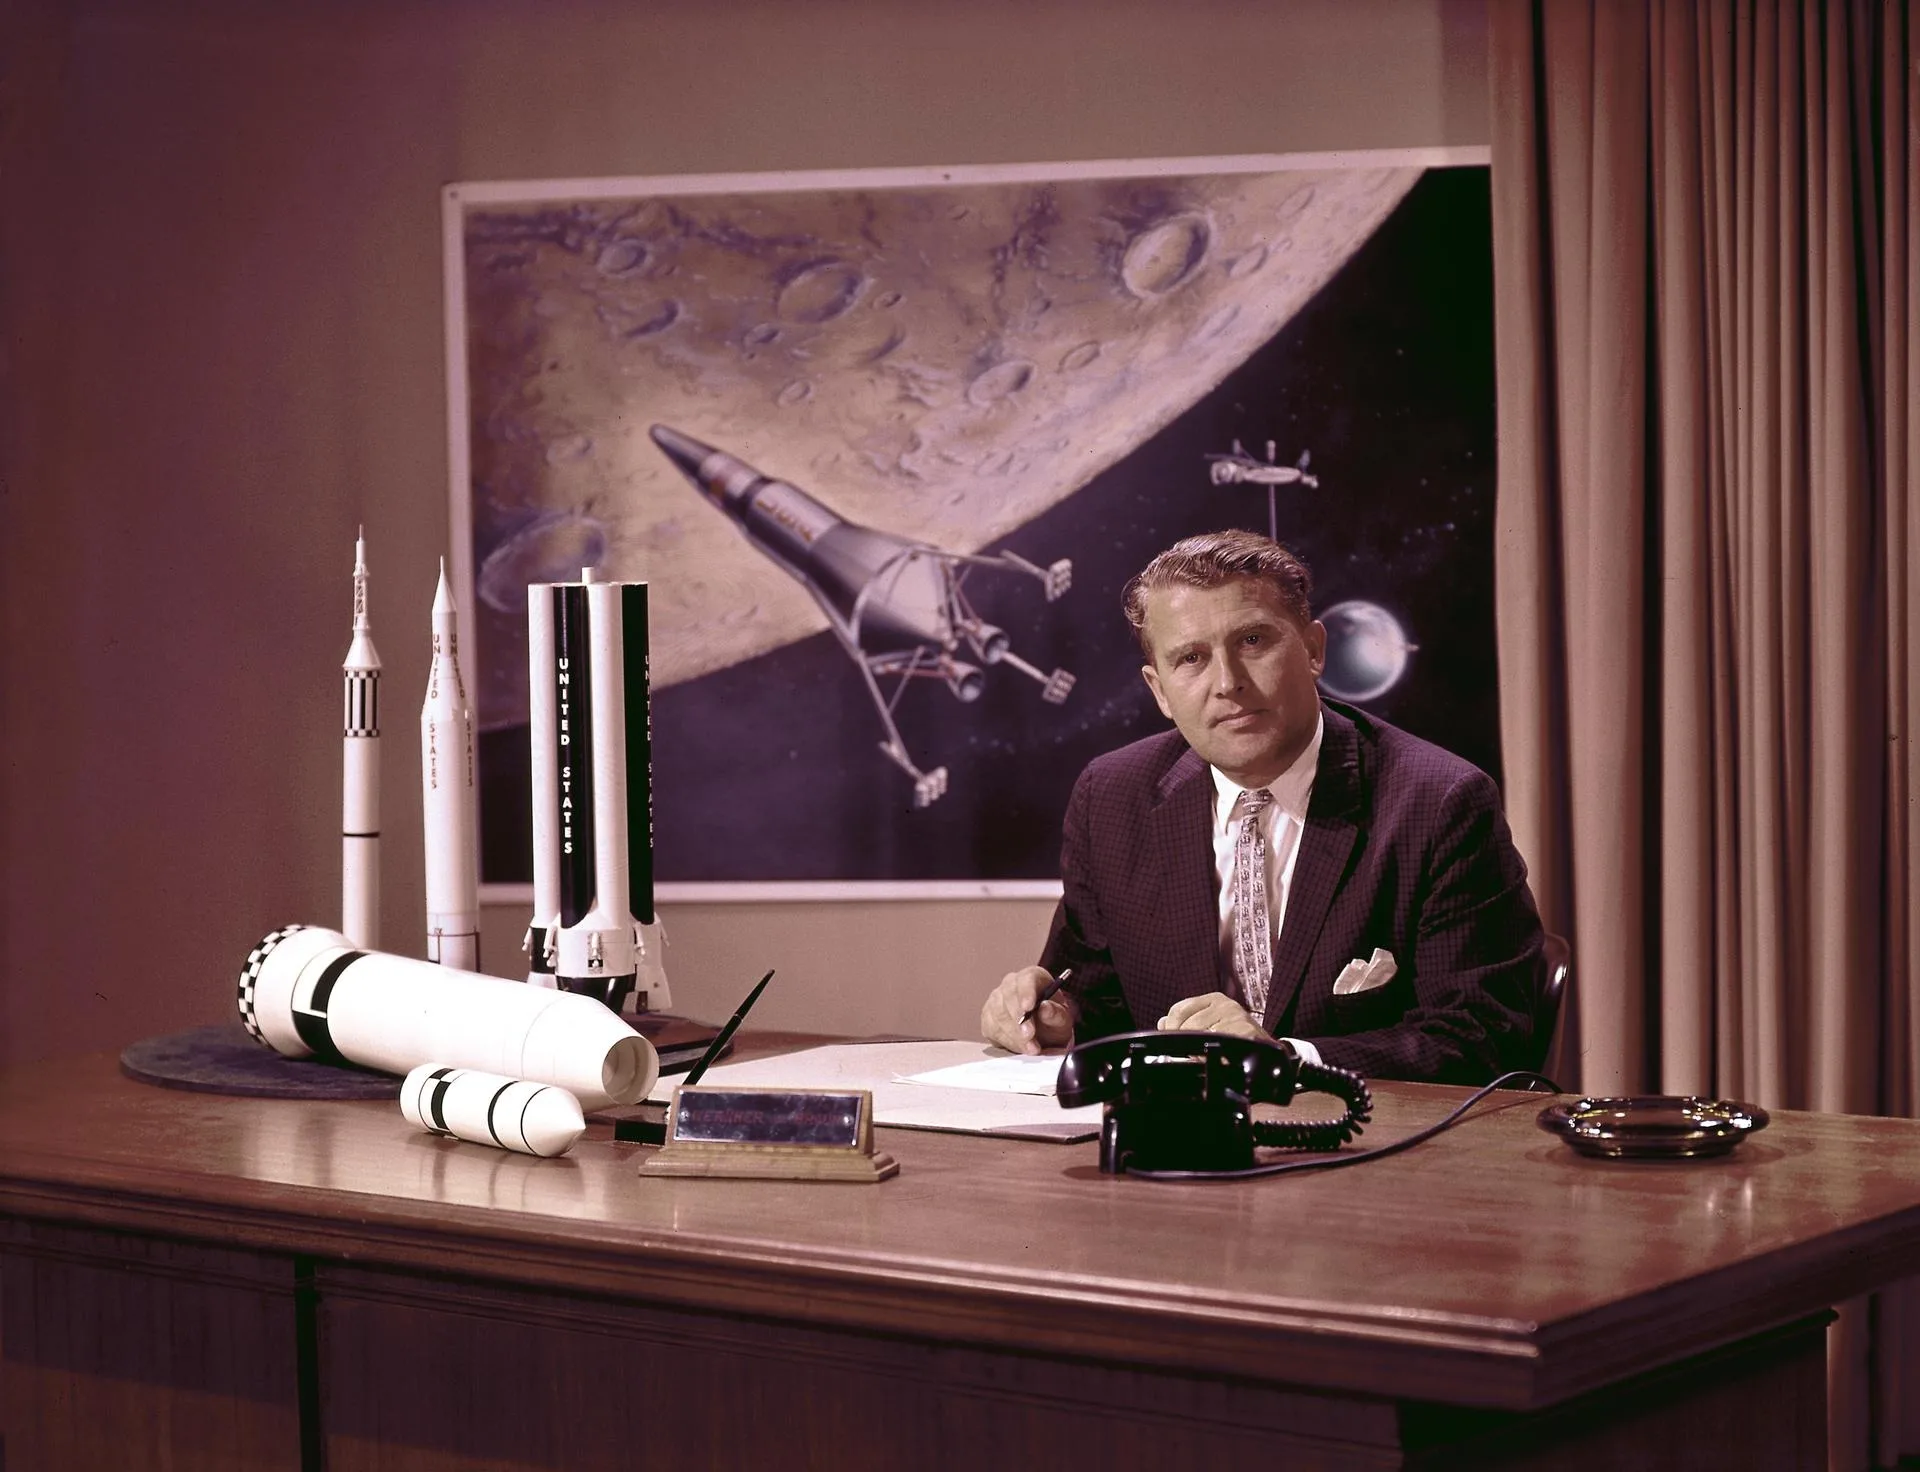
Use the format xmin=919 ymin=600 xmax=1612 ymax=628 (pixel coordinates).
xmin=5 ymin=1040 xmax=1920 ymax=1414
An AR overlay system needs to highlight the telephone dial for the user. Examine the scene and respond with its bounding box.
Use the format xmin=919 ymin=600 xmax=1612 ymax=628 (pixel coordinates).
xmin=1057 ymin=1030 xmax=1373 ymax=1177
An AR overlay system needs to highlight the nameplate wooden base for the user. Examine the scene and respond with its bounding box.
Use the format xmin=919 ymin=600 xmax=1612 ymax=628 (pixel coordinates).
xmin=637 ymin=1086 xmax=898 ymax=1183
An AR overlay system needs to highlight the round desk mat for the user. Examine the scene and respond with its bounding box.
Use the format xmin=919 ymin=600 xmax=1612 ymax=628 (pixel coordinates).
xmin=120 ymin=1022 xmax=401 ymax=1100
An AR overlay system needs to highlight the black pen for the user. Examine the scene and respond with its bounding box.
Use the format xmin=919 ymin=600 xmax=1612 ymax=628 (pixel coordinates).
xmin=682 ymin=968 xmax=776 ymax=1087
xmin=1026 ymin=967 xmax=1072 ymax=1021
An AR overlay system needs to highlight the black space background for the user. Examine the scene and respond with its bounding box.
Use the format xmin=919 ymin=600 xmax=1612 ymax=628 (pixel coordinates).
xmin=481 ymin=167 xmax=1498 ymax=884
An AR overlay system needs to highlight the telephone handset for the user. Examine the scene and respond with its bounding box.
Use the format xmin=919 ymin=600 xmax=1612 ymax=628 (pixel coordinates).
xmin=1057 ymin=1030 xmax=1373 ymax=1177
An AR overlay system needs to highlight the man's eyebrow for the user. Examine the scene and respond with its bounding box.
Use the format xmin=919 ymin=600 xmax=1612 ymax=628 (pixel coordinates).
xmin=1228 ymin=617 xmax=1284 ymax=640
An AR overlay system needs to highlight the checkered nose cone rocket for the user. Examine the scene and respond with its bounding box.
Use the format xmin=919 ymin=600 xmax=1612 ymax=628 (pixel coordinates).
xmin=237 ymin=926 xmax=656 ymax=1111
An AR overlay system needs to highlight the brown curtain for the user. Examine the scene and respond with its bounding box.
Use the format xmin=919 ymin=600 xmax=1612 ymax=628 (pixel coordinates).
xmin=1489 ymin=0 xmax=1916 ymax=1467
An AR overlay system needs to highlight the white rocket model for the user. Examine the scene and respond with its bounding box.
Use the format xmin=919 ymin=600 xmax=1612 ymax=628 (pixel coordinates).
xmin=555 ymin=576 xmax=642 ymax=995
xmin=237 ymin=924 xmax=658 ymax=1111
xmin=522 ymin=582 xmax=561 ymax=988
xmin=341 ymin=527 xmax=382 ymax=950
xmin=421 ymin=560 xmax=480 ymax=970
xmin=399 ymin=1064 xmax=587 ymax=1157
xmin=527 ymin=572 xmax=671 ymax=1014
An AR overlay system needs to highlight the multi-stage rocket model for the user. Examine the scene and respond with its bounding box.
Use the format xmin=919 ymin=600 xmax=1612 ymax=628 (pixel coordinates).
xmin=648 ymin=424 xmax=1076 ymax=808
xmin=238 ymin=925 xmax=658 ymax=1111
xmin=399 ymin=1063 xmax=588 ymax=1157
xmin=522 ymin=573 xmax=671 ymax=1015
xmin=341 ymin=528 xmax=382 ymax=950
xmin=421 ymin=560 xmax=480 ymax=970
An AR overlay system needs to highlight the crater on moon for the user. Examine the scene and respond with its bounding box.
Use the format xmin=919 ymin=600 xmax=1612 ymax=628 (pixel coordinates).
xmin=1120 ymin=214 xmax=1212 ymax=298
xmin=1060 ymin=341 xmax=1102 ymax=371
xmin=967 ymin=359 xmax=1036 ymax=406
xmin=776 ymin=259 xmax=867 ymax=324
xmin=595 ymin=239 xmax=649 ymax=276
xmin=477 ymin=513 xmax=608 ymax=613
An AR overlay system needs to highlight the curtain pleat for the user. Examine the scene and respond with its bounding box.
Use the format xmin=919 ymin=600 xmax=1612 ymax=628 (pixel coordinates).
xmin=1653 ymin=0 xmax=1714 ymax=1094
xmin=1490 ymin=0 xmax=1575 ymax=1021
xmin=1490 ymin=1 xmax=1914 ymax=1464
xmin=1877 ymin=12 xmax=1918 ymax=1460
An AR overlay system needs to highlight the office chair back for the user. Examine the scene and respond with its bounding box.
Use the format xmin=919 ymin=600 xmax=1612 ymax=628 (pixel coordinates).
xmin=1537 ymin=932 xmax=1572 ymax=1080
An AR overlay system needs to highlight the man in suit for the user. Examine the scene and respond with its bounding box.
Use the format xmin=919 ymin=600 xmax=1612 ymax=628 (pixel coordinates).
xmin=979 ymin=530 xmax=1544 ymax=1084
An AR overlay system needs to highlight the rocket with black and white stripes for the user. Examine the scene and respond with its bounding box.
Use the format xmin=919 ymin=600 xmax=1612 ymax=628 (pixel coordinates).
xmin=341 ymin=527 xmax=382 ymax=950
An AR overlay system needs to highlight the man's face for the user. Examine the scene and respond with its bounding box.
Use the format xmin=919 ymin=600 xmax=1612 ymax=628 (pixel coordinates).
xmin=1139 ymin=577 xmax=1327 ymax=789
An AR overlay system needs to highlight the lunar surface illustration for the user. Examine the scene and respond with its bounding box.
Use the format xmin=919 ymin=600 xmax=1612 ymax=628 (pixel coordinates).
xmin=459 ymin=164 xmax=1421 ymax=733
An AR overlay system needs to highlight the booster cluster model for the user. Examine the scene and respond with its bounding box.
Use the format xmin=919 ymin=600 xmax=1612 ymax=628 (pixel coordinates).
xmin=523 ymin=571 xmax=671 ymax=1016
xmin=238 ymin=925 xmax=657 ymax=1111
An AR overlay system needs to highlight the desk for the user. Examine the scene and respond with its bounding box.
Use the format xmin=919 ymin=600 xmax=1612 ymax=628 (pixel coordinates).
xmin=3 ymin=1042 xmax=1919 ymax=1470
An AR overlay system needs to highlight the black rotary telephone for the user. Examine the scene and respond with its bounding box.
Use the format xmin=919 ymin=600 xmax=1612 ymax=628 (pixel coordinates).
xmin=1057 ymin=1031 xmax=1373 ymax=1177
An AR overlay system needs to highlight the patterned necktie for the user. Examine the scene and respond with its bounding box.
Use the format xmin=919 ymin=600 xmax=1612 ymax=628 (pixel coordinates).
xmin=1230 ymin=788 xmax=1277 ymax=1021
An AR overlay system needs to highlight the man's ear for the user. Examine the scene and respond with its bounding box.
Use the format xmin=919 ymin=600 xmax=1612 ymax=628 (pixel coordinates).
xmin=1140 ymin=662 xmax=1174 ymax=720
xmin=1305 ymin=619 xmax=1328 ymax=679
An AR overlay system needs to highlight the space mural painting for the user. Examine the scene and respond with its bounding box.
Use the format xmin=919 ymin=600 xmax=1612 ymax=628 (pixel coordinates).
xmin=447 ymin=154 xmax=1499 ymax=886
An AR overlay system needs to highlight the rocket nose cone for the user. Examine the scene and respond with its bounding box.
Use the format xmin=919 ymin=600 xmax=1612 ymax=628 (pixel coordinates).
xmin=518 ymin=1086 xmax=588 ymax=1157
xmin=649 ymin=424 xmax=717 ymax=479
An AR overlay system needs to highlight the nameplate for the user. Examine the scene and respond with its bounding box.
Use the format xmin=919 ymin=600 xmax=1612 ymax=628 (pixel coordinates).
xmin=637 ymin=1086 xmax=898 ymax=1182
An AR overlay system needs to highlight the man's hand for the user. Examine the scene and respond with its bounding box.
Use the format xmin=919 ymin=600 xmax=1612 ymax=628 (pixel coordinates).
xmin=1158 ymin=992 xmax=1268 ymax=1040
xmin=981 ymin=967 xmax=1076 ymax=1055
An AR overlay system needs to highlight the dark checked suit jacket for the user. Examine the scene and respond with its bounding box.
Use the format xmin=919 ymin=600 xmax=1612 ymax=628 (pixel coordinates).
xmin=1037 ymin=701 xmax=1545 ymax=1084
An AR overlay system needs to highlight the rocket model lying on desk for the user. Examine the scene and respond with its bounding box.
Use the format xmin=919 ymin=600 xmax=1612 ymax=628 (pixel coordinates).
xmin=522 ymin=571 xmax=671 ymax=1016
xmin=239 ymin=925 xmax=657 ymax=1110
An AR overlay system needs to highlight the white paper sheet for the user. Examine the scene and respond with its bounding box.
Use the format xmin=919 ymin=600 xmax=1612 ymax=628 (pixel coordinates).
xmin=645 ymin=1041 xmax=1100 ymax=1141
xmin=897 ymin=1053 xmax=1064 ymax=1095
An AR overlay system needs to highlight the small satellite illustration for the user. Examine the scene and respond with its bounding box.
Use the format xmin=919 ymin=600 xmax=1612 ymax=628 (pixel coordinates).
xmin=449 ymin=156 xmax=1499 ymax=885
xmin=1206 ymin=439 xmax=1319 ymax=542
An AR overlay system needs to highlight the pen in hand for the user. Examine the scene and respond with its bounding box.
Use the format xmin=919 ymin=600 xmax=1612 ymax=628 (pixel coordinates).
xmin=1026 ymin=968 xmax=1072 ymax=1021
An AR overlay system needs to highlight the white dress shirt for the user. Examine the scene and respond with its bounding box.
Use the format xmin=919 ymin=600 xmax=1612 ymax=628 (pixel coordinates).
xmin=1207 ymin=713 xmax=1324 ymax=1065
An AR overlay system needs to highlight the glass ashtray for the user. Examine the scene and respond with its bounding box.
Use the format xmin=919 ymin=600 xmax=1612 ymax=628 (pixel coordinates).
xmin=1536 ymin=1095 xmax=1770 ymax=1159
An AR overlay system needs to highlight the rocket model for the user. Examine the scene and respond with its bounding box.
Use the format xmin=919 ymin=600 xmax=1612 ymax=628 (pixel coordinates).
xmin=399 ymin=1064 xmax=588 ymax=1157
xmin=523 ymin=581 xmax=562 ymax=988
xmin=648 ymin=424 xmax=1075 ymax=808
xmin=341 ymin=527 xmax=382 ymax=950
xmin=421 ymin=560 xmax=480 ymax=970
xmin=237 ymin=924 xmax=658 ymax=1111
xmin=524 ymin=572 xmax=671 ymax=1014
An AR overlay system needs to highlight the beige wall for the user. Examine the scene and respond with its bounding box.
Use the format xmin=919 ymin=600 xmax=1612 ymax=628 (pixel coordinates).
xmin=0 ymin=0 xmax=1487 ymax=1065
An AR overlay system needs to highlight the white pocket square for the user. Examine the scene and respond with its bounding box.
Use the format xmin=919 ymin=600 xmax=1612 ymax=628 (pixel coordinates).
xmin=1332 ymin=947 xmax=1397 ymax=996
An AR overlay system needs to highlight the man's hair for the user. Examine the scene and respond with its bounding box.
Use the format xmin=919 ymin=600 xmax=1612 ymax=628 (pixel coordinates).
xmin=1121 ymin=530 xmax=1314 ymax=658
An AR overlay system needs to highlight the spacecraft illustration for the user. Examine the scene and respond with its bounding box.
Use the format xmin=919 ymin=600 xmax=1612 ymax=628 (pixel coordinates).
xmin=1203 ymin=441 xmax=1420 ymax=704
xmin=1206 ymin=439 xmax=1320 ymax=543
xmin=649 ymin=424 xmax=1077 ymax=808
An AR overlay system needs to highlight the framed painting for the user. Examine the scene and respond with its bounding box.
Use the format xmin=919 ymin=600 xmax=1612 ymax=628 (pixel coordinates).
xmin=443 ymin=148 xmax=1496 ymax=901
